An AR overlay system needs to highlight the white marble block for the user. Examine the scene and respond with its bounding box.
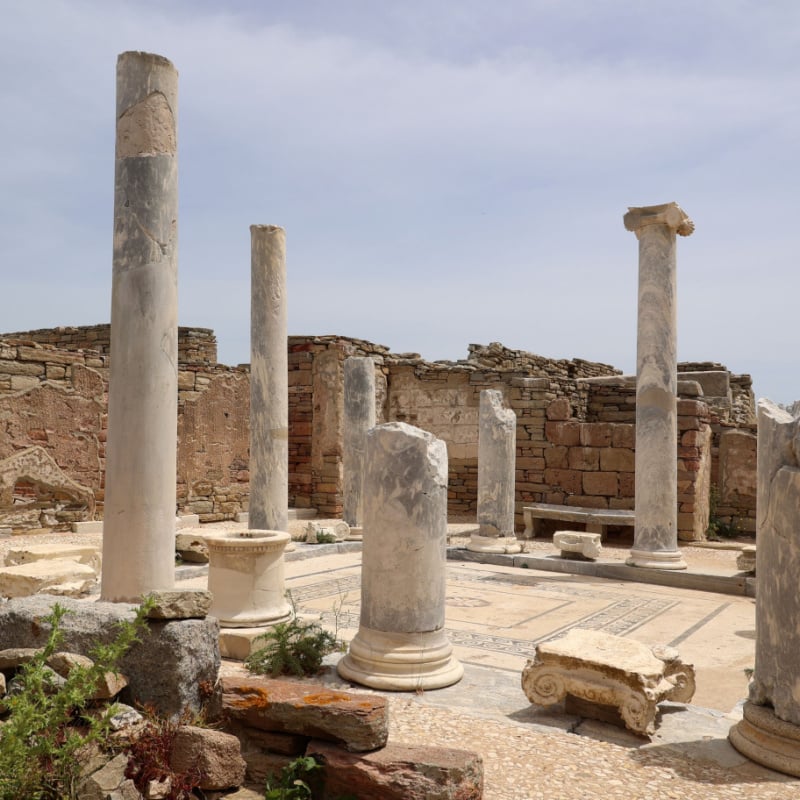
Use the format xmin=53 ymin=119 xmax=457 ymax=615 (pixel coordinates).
xmin=553 ymin=531 xmax=602 ymax=560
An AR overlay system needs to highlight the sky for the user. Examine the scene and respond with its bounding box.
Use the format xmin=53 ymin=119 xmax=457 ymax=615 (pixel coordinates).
xmin=1 ymin=1 xmax=798 ymax=403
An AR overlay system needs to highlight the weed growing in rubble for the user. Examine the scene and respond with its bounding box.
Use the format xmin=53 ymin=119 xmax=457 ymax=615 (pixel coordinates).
xmin=246 ymin=591 xmax=345 ymax=678
xmin=0 ymin=598 xmax=152 ymax=800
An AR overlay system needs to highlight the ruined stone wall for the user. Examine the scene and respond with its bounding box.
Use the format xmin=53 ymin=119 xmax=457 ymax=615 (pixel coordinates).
xmin=4 ymin=324 xmax=218 ymax=366
xmin=288 ymin=336 xmax=389 ymax=516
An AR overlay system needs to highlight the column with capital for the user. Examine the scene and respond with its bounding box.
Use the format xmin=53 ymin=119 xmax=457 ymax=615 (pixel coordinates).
xmin=624 ymin=202 xmax=694 ymax=570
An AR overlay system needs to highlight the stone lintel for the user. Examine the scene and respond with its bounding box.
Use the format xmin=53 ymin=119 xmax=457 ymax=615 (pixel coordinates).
xmin=624 ymin=202 xmax=695 ymax=237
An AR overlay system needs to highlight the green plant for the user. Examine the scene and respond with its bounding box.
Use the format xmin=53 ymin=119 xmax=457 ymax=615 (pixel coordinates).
xmin=245 ymin=593 xmax=341 ymax=678
xmin=264 ymin=754 xmax=321 ymax=799
xmin=0 ymin=598 xmax=152 ymax=800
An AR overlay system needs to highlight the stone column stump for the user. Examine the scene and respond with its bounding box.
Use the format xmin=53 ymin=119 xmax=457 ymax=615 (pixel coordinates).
xmin=338 ymin=423 xmax=463 ymax=690
xmin=342 ymin=357 xmax=376 ymax=539
xmin=469 ymin=389 xmax=521 ymax=554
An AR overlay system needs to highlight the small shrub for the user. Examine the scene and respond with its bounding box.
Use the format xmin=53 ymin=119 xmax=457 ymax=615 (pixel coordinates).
xmin=0 ymin=598 xmax=152 ymax=800
xmin=246 ymin=592 xmax=342 ymax=678
xmin=264 ymin=754 xmax=320 ymax=799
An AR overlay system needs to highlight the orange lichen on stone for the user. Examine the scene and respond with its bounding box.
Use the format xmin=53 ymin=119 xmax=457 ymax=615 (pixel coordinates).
xmin=301 ymin=691 xmax=352 ymax=705
xmin=228 ymin=686 xmax=272 ymax=709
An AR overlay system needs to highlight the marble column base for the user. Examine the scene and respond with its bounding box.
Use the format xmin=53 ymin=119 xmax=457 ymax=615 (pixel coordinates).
xmin=337 ymin=625 xmax=463 ymax=691
xmin=626 ymin=548 xmax=687 ymax=570
xmin=729 ymin=701 xmax=800 ymax=778
xmin=466 ymin=533 xmax=522 ymax=554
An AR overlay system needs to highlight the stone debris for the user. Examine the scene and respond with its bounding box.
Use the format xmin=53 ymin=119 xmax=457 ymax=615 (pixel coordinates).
xmin=0 ymin=558 xmax=97 ymax=598
xmin=308 ymin=738 xmax=484 ymax=800
xmin=522 ymin=628 xmax=696 ymax=735
xmin=144 ymin=589 xmax=212 ymax=619
xmin=553 ymin=530 xmax=602 ymax=560
xmin=736 ymin=545 xmax=756 ymax=573
xmin=170 ymin=725 xmax=247 ymax=790
xmin=221 ymin=676 xmax=389 ymax=753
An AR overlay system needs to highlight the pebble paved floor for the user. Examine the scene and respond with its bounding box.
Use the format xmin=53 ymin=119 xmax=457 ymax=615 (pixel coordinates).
xmin=3 ymin=526 xmax=798 ymax=798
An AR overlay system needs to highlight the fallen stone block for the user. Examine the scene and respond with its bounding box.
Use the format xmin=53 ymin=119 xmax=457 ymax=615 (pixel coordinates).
xmin=170 ymin=725 xmax=247 ymax=791
xmin=71 ymin=520 xmax=104 ymax=534
xmin=222 ymin=677 xmax=388 ymax=752
xmin=0 ymin=559 xmax=97 ymax=598
xmin=4 ymin=542 xmax=101 ymax=572
xmin=78 ymin=752 xmax=130 ymax=800
xmin=307 ymin=739 xmax=484 ymax=800
xmin=553 ymin=530 xmax=602 ymax=560
xmin=521 ymin=628 xmax=696 ymax=736
xmin=144 ymin=589 xmax=212 ymax=619
xmin=737 ymin=545 xmax=756 ymax=573
xmin=0 ymin=595 xmax=220 ymax=717
xmin=175 ymin=530 xmax=212 ymax=563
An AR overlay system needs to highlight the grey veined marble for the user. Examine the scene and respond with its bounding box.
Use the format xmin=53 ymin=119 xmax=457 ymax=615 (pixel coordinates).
xmin=624 ymin=202 xmax=693 ymax=571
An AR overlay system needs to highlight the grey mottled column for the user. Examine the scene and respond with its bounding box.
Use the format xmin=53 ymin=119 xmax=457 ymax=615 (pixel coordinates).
xmin=101 ymin=51 xmax=178 ymax=602
xmin=342 ymin=357 xmax=376 ymax=533
xmin=729 ymin=401 xmax=800 ymax=776
xmin=624 ymin=202 xmax=693 ymax=570
xmin=249 ymin=225 xmax=288 ymax=533
xmin=469 ymin=389 xmax=521 ymax=553
xmin=338 ymin=422 xmax=463 ymax=690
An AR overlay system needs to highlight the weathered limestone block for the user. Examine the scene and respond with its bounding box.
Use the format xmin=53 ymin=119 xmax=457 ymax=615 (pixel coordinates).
xmin=736 ymin=545 xmax=756 ymax=573
xmin=0 ymin=595 xmax=219 ymax=717
xmin=338 ymin=423 xmax=463 ymax=691
xmin=221 ymin=677 xmax=388 ymax=752
xmin=521 ymin=628 xmax=696 ymax=735
xmin=729 ymin=401 xmax=800 ymax=776
xmin=78 ymin=753 xmax=132 ymax=800
xmin=144 ymin=589 xmax=212 ymax=619
xmin=170 ymin=725 xmax=247 ymax=790
xmin=0 ymin=558 xmax=97 ymax=598
xmin=4 ymin=542 xmax=101 ymax=572
xmin=46 ymin=652 xmax=128 ymax=699
xmin=553 ymin=531 xmax=602 ymax=560
xmin=307 ymin=739 xmax=484 ymax=800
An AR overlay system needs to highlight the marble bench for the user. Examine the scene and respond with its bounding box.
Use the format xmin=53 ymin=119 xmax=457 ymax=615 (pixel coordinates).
xmin=523 ymin=503 xmax=635 ymax=539
xmin=521 ymin=628 xmax=696 ymax=736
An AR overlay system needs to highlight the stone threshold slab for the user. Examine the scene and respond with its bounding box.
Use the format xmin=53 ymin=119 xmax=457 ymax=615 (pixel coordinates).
xmin=447 ymin=548 xmax=756 ymax=598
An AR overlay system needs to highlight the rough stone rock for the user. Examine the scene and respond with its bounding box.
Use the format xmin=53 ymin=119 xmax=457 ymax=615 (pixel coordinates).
xmin=0 ymin=595 xmax=219 ymax=717
xmin=46 ymin=651 xmax=129 ymax=698
xmin=145 ymin=589 xmax=212 ymax=619
xmin=108 ymin=703 xmax=144 ymax=731
xmin=221 ymin=676 xmax=388 ymax=752
xmin=78 ymin=752 xmax=131 ymax=800
xmin=175 ymin=531 xmax=211 ymax=563
xmin=307 ymin=739 xmax=484 ymax=800
xmin=145 ymin=777 xmax=171 ymax=798
xmin=4 ymin=543 xmax=102 ymax=572
xmin=0 ymin=671 xmax=5 ymax=697
xmin=0 ymin=558 xmax=97 ymax=598
xmin=170 ymin=725 xmax=247 ymax=790
xmin=0 ymin=646 xmax=39 ymax=668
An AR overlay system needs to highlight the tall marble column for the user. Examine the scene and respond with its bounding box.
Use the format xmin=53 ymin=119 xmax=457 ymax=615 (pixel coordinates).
xmin=101 ymin=51 xmax=178 ymax=602
xmin=338 ymin=422 xmax=463 ymax=690
xmin=342 ymin=357 xmax=376 ymax=536
xmin=624 ymin=202 xmax=693 ymax=571
xmin=729 ymin=401 xmax=800 ymax=777
xmin=249 ymin=225 xmax=288 ymax=534
xmin=469 ymin=389 xmax=521 ymax=553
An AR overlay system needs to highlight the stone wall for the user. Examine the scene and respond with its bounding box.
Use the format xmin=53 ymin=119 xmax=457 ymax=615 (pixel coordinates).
xmin=0 ymin=325 xmax=757 ymax=539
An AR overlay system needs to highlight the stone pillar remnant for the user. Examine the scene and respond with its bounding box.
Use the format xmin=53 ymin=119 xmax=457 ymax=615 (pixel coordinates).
xmin=624 ymin=202 xmax=694 ymax=571
xmin=338 ymin=422 xmax=463 ymax=690
xmin=101 ymin=51 xmax=178 ymax=602
xmin=249 ymin=225 xmax=288 ymax=534
xmin=729 ymin=401 xmax=800 ymax=777
xmin=469 ymin=389 xmax=521 ymax=553
xmin=342 ymin=357 xmax=376 ymax=536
